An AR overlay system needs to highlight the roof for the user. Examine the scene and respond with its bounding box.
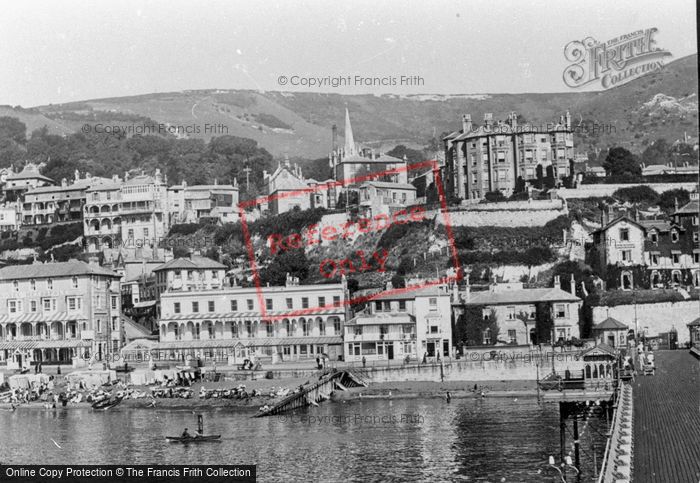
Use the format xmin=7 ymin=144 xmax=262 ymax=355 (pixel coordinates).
xmin=361 ymin=181 xmax=416 ymax=190
xmin=370 ymin=286 xmax=446 ymax=301
xmin=124 ymin=174 xmax=160 ymax=186
xmin=153 ymin=336 xmax=342 ymax=350
xmin=593 ymin=215 xmax=646 ymax=235
xmin=464 ymin=287 xmax=580 ymax=306
xmin=339 ymin=153 xmax=404 ymax=164
xmin=593 ymin=317 xmax=628 ymax=330
xmin=5 ymin=168 xmax=55 ymax=183
xmin=640 ymin=219 xmax=672 ymax=232
xmin=674 ymin=200 xmax=699 ymax=216
xmin=687 ymin=317 xmax=700 ymax=327
xmin=153 ymin=256 xmax=226 ymax=272
xmin=580 ymin=343 xmax=617 ymax=358
xmin=24 ymin=184 xmax=88 ymax=195
xmin=0 ymin=259 xmax=120 ymax=281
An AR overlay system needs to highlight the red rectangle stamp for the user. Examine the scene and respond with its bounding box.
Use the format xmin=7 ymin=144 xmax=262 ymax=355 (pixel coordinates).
xmin=238 ymin=160 xmax=461 ymax=321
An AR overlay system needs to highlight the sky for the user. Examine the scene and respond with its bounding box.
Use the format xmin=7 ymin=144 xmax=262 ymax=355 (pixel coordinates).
xmin=0 ymin=0 xmax=697 ymax=107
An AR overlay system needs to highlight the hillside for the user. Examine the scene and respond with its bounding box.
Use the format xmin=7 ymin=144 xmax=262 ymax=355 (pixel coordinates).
xmin=3 ymin=54 xmax=696 ymax=159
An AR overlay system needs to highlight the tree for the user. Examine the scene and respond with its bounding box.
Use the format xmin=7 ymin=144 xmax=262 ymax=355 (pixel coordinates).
xmin=535 ymin=302 xmax=554 ymax=344
xmin=658 ymin=188 xmax=690 ymax=213
xmin=603 ymin=147 xmax=641 ymax=177
xmin=612 ymin=185 xmax=659 ymax=204
xmin=386 ymin=145 xmax=425 ymax=164
xmin=641 ymin=138 xmax=672 ymax=166
xmin=484 ymin=191 xmax=506 ymax=203
xmin=261 ymin=249 xmax=309 ymax=286
xmin=0 ymin=116 xmax=27 ymax=144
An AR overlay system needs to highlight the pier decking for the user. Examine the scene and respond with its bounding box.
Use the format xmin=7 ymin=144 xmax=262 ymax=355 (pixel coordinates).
xmin=632 ymin=350 xmax=700 ymax=483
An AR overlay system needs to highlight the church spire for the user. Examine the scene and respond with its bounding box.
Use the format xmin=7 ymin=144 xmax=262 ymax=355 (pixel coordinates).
xmin=344 ymin=107 xmax=356 ymax=156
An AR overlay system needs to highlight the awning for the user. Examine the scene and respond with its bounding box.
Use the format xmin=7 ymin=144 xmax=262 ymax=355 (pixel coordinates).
xmin=152 ymin=336 xmax=343 ymax=351
xmin=159 ymin=308 xmax=344 ymax=322
xmin=133 ymin=300 xmax=157 ymax=309
xmin=0 ymin=312 xmax=77 ymax=324
xmin=0 ymin=339 xmax=91 ymax=350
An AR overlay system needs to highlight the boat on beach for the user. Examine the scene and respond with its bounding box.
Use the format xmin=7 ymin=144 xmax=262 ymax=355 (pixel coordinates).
xmin=91 ymin=396 xmax=123 ymax=410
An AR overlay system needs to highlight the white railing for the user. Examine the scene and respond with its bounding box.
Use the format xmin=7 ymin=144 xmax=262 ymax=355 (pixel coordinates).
xmin=597 ymin=383 xmax=633 ymax=483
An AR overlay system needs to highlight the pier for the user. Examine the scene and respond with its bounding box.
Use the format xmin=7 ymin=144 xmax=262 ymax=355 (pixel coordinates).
xmin=632 ymin=350 xmax=700 ymax=482
xmin=255 ymin=370 xmax=366 ymax=417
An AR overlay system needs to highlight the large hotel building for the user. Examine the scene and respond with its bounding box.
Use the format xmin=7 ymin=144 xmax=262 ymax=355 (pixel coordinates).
xmin=154 ymin=276 xmax=348 ymax=364
xmin=442 ymin=111 xmax=574 ymax=201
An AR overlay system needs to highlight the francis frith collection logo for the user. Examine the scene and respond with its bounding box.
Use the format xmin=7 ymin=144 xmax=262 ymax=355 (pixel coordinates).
xmin=563 ymin=28 xmax=672 ymax=90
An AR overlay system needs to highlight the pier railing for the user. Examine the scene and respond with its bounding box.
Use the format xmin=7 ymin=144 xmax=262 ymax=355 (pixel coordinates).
xmin=597 ymin=382 xmax=633 ymax=483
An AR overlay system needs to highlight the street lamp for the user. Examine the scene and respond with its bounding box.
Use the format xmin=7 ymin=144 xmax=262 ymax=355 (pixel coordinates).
xmin=545 ymin=455 xmax=579 ymax=482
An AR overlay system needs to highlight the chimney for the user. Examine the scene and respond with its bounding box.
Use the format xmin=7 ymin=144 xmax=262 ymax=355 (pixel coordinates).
xmin=331 ymin=124 xmax=338 ymax=152
xmin=570 ymin=274 xmax=575 ymax=294
xmin=464 ymin=274 xmax=470 ymax=302
xmin=462 ymin=114 xmax=472 ymax=133
xmin=565 ymin=110 xmax=571 ymax=130
xmin=61 ymin=178 xmax=67 ymax=187
xmin=484 ymin=113 xmax=493 ymax=129
xmin=85 ymin=172 xmax=91 ymax=179
xmin=88 ymin=255 xmax=99 ymax=266
xmin=554 ymin=275 xmax=561 ymax=290
xmin=510 ymin=111 xmax=518 ymax=129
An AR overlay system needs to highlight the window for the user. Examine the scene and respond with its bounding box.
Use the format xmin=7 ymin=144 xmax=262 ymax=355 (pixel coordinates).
xmin=208 ymin=301 xmax=215 ymax=312
xmin=619 ymin=228 xmax=629 ymax=241
xmin=8 ymin=300 xmax=22 ymax=314
xmin=96 ymin=320 xmax=101 ymax=333
xmin=398 ymin=300 xmax=406 ymax=311
xmin=672 ymin=252 xmax=681 ymax=265
xmin=67 ymin=297 xmax=82 ymax=311
xmin=30 ymin=300 xmax=37 ymax=312
xmin=13 ymin=280 xmax=18 ymax=291
xmin=554 ymin=304 xmax=567 ymax=318
xmin=187 ymin=271 xmax=193 ymax=281
xmin=43 ymin=298 xmax=56 ymax=312
xmin=286 ymin=298 xmax=293 ymax=309
xmin=302 ymin=297 xmax=309 ymax=309
xmin=621 ymin=250 xmax=632 ymax=262
xmin=127 ymin=229 xmax=134 ymax=239
xmin=333 ymin=296 xmax=340 ymax=307
xmin=192 ymin=301 xmax=199 ymax=313
xmin=506 ymin=306 xmax=515 ymax=320
xmin=266 ymin=323 xmax=274 ymax=337
xmin=230 ymin=323 xmax=238 ymax=338
xmin=285 ymin=319 xmax=292 ymax=335
xmin=111 ymin=317 xmax=118 ymax=331
xmin=247 ymin=299 xmax=254 ymax=310
xmin=302 ymin=319 xmax=310 ymax=336
xmin=30 ymin=279 xmax=36 ymax=291
xmin=693 ymin=232 xmax=699 ymax=243
xmin=430 ymin=326 xmax=439 ymax=334
xmin=72 ymin=277 xmax=78 ymax=288
xmin=47 ymin=279 xmax=53 ymax=290
xmin=212 ymin=270 xmax=218 ymax=280
xmin=693 ymin=216 xmax=699 ymax=226
xmin=266 ymin=299 xmax=273 ymax=311
xmin=143 ymin=227 xmax=149 ymax=239
xmin=671 ymin=230 xmax=679 ymax=243
xmin=319 ymin=319 xmax=326 ymax=335
xmin=334 ymin=318 xmax=341 ymax=334
xmin=230 ymin=300 xmax=238 ymax=311
xmin=174 ymin=270 xmax=181 ymax=279
xmin=694 ymin=252 xmax=700 ymax=264
xmin=174 ymin=302 xmax=181 ymax=314
xmin=482 ymin=328 xmax=492 ymax=345
xmin=354 ymin=326 xmax=363 ymax=336
xmin=375 ymin=301 xmax=383 ymax=312
xmin=111 ymin=296 xmax=118 ymax=310
xmin=650 ymin=253 xmax=659 ymax=265
xmin=318 ymin=296 xmax=325 ymax=307
xmin=429 ymin=298 xmax=437 ymax=311
xmin=649 ymin=231 xmax=658 ymax=243
xmin=508 ymin=330 xmax=517 ymax=344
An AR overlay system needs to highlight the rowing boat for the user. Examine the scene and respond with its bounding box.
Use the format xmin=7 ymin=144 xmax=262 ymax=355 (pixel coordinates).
xmin=165 ymin=435 xmax=221 ymax=443
xmin=91 ymin=396 xmax=123 ymax=410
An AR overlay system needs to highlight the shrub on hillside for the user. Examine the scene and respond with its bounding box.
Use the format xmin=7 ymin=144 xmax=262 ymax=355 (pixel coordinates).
xmin=658 ymin=188 xmax=690 ymax=213
xmin=612 ymin=185 xmax=659 ymax=204
xmin=168 ymin=224 xmax=201 ymax=236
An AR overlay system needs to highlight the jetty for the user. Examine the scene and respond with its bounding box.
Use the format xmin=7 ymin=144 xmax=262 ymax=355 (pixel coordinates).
xmin=255 ymin=370 xmax=366 ymax=417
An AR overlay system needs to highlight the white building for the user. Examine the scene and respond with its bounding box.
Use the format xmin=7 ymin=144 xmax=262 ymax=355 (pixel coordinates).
xmin=167 ymin=181 xmax=239 ymax=224
xmin=0 ymin=203 xmax=19 ymax=232
xmin=0 ymin=259 xmax=122 ymax=370
xmin=454 ymin=280 xmax=582 ymax=345
xmin=359 ymin=180 xmax=417 ymax=217
xmin=344 ymin=285 xmax=452 ymax=362
xmin=152 ymin=255 xmax=227 ymax=302
xmin=263 ymin=157 xmax=312 ymax=215
xmin=155 ymin=276 xmax=347 ymax=364
xmin=119 ymin=170 xmax=169 ymax=247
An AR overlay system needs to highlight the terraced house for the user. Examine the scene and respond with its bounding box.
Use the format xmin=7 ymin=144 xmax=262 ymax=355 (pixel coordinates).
xmin=153 ymin=274 xmax=347 ymax=364
xmin=0 ymin=260 xmax=122 ymax=370
xmin=443 ymin=111 xmax=574 ymax=201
